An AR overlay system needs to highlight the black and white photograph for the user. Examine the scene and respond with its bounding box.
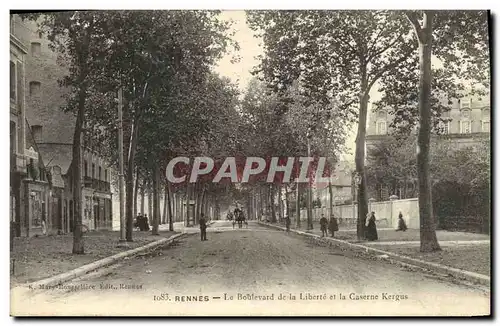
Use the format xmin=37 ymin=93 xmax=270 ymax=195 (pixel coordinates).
xmin=8 ymin=8 xmax=491 ymax=317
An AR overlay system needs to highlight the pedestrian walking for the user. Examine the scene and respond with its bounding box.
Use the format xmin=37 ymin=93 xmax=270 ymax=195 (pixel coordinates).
xmin=143 ymin=214 xmax=150 ymax=231
xmin=328 ymin=215 xmax=339 ymax=237
xmin=365 ymin=212 xmax=378 ymax=241
xmin=199 ymin=213 xmax=208 ymax=241
xmin=319 ymin=214 xmax=328 ymax=237
xmin=396 ymin=212 xmax=408 ymax=232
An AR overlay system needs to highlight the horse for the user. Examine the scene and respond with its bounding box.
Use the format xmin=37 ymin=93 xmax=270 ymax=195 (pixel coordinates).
xmin=232 ymin=208 xmax=248 ymax=229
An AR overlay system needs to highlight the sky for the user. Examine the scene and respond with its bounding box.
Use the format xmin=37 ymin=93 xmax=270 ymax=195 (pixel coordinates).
xmin=214 ymin=10 xmax=262 ymax=93
xmin=213 ymin=10 xmax=358 ymax=161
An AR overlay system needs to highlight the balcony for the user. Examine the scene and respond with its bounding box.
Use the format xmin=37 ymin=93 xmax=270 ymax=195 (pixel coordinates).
xmin=83 ymin=176 xmax=111 ymax=193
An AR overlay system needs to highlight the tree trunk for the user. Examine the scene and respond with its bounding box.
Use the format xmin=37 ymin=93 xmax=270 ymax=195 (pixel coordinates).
xmin=270 ymin=184 xmax=276 ymax=223
xmin=71 ymin=86 xmax=86 ymax=254
xmin=196 ymin=184 xmax=203 ymax=224
xmin=165 ymin=186 xmax=177 ymax=231
xmin=414 ymin=11 xmax=441 ymax=252
xmin=215 ymin=196 xmax=220 ymax=220
xmin=261 ymin=186 xmax=265 ymax=220
xmin=200 ymin=186 xmax=206 ymax=222
xmin=278 ymin=184 xmax=283 ymax=222
xmin=147 ymin=183 xmax=153 ymax=225
xmin=186 ymin=183 xmax=192 ymax=226
xmin=125 ymin=117 xmax=140 ymax=242
xmin=247 ymin=194 xmax=251 ymax=221
xmin=162 ymin=182 xmax=168 ymax=225
xmin=296 ymin=182 xmax=301 ymax=229
xmin=355 ymin=78 xmax=370 ymax=240
xmin=180 ymin=191 xmax=185 ymax=225
xmin=285 ymin=185 xmax=290 ymax=219
xmin=151 ymin=165 xmax=160 ymax=235
xmin=133 ymin=168 xmax=139 ymax=219
xmin=140 ymin=180 xmax=145 ymax=215
xmin=328 ymin=177 xmax=334 ymax=218
xmin=306 ymin=182 xmax=313 ymax=230
xmin=167 ymin=185 xmax=173 ymax=230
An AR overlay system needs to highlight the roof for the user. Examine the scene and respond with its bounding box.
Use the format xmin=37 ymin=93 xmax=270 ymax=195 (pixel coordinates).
xmin=36 ymin=143 xmax=73 ymax=175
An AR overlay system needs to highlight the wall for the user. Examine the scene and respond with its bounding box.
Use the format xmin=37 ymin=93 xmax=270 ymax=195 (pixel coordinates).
xmin=13 ymin=16 xmax=75 ymax=145
xmin=296 ymin=198 xmax=420 ymax=229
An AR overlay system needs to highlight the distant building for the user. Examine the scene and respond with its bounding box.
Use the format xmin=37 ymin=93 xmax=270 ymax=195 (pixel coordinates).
xmin=365 ymin=93 xmax=490 ymax=201
xmin=11 ymin=15 xmax=119 ymax=235
xmin=312 ymin=161 xmax=354 ymax=207
xmin=366 ymin=95 xmax=491 ymax=149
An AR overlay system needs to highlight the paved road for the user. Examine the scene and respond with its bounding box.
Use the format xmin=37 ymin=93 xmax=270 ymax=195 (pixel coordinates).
xmin=11 ymin=221 xmax=490 ymax=316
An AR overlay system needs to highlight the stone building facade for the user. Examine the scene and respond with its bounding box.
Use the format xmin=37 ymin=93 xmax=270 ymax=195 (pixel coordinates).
xmin=11 ymin=14 xmax=118 ymax=235
xmin=365 ymin=93 xmax=490 ymax=201
xmin=10 ymin=18 xmax=29 ymax=236
xmin=366 ymin=95 xmax=491 ymax=149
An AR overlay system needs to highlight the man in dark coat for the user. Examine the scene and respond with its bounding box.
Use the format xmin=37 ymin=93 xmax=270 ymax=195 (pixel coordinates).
xmin=143 ymin=214 xmax=150 ymax=231
xmin=319 ymin=214 xmax=328 ymax=237
xmin=285 ymin=215 xmax=291 ymax=233
xmin=328 ymin=216 xmax=339 ymax=237
xmin=199 ymin=214 xmax=208 ymax=241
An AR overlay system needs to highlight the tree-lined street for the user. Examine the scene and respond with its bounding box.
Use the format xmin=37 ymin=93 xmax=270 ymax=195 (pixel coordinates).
xmin=10 ymin=10 xmax=490 ymax=317
xmin=12 ymin=221 xmax=489 ymax=316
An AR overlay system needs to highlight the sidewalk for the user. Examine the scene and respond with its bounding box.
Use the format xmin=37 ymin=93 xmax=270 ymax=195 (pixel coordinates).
xmin=270 ymin=221 xmax=491 ymax=277
xmin=287 ymin=222 xmax=489 ymax=242
xmin=10 ymin=228 xmax=178 ymax=287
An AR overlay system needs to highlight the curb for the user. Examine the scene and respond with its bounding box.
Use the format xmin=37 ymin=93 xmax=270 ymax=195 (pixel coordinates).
xmin=22 ymin=232 xmax=188 ymax=291
xmin=259 ymin=222 xmax=490 ymax=287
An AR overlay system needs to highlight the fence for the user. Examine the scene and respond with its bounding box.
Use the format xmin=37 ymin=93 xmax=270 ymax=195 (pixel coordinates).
xmin=295 ymin=197 xmax=420 ymax=229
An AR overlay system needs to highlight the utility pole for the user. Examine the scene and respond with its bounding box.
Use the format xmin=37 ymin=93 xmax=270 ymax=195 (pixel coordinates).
xmin=296 ymin=159 xmax=301 ymax=229
xmin=306 ymin=132 xmax=313 ymax=230
xmin=118 ymin=87 xmax=126 ymax=242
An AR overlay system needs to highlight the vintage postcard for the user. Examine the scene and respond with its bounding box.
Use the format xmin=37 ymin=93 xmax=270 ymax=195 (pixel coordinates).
xmin=9 ymin=9 xmax=491 ymax=317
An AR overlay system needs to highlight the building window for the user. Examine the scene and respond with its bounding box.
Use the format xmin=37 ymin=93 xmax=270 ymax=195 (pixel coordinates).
xmin=92 ymin=163 xmax=95 ymax=179
xmin=10 ymin=61 xmax=16 ymax=101
xmin=481 ymin=109 xmax=490 ymax=133
xmin=29 ymin=81 xmax=41 ymax=96
xmin=104 ymin=169 xmax=108 ymax=182
xmin=31 ymin=42 xmax=41 ymax=56
xmin=376 ymin=109 xmax=387 ymax=120
xmin=376 ymin=121 xmax=387 ymax=135
xmin=98 ymin=166 xmax=102 ymax=181
xmin=439 ymin=120 xmax=450 ymax=134
xmin=10 ymin=121 xmax=16 ymax=155
xmin=460 ymin=98 xmax=471 ymax=110
xmin=460 ymin=120 xmax=471 ymax=134
xmin=31 ymin=125 xmax=42 ymax=143
xmin=38 ymin=31 xmax=43 ymax=38
xmin=84 ymin=160 xmax=88 ymax=177
xmin=482 ymin=121 xmax=490 ymax=133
